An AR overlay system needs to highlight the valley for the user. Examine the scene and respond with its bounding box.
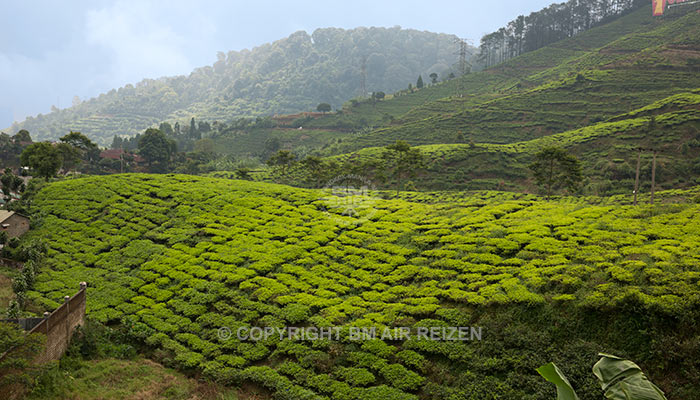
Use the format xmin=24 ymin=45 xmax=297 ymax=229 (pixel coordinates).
xmin=1 ymin=2 xmax=699 ymax=399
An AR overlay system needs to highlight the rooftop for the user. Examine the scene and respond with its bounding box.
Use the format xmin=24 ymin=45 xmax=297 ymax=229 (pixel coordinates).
xmin=0 ymin=210 xmax=15 ymax=222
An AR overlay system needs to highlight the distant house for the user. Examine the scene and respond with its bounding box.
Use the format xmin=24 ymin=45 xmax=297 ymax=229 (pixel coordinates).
xmin=0 ymin=211 xmax=30 ymax=239
xmin=100 ymin=149 xmax=146 ymax=164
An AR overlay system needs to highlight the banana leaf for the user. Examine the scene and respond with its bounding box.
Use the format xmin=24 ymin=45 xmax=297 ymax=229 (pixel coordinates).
xmin=592 ymin=353 xmax=667 ymax=400
xmin=536 ymin=362 xmax=580 ymax=400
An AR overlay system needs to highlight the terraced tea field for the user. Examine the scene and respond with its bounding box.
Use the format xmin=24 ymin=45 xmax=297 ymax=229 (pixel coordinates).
xmin=23 ymin=174 xmax=700 ymax=399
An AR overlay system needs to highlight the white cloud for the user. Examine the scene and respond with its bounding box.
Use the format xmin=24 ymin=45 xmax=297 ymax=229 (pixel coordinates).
xmin=85 ymin=1 xmax=193 ymax=86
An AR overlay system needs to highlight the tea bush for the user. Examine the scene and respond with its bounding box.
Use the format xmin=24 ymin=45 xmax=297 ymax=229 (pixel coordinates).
xmin=23 ymin=174 xmax=700 ymax=398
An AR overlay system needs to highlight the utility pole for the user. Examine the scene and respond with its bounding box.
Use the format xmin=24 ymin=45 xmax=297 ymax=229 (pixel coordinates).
xmin=633 ymin=148 xmax=641 ymax=206
xmin=650 ymin=150 xmax=657 ymax=205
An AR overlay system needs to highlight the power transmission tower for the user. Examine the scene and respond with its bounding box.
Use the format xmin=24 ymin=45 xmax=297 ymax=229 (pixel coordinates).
xmin=454 ymin=37 xmax=473 ymax=143
xmin=454 ymin=38 xmax=472 ymax=98
xmin=361 ymin=55 xmax=368 ymax=98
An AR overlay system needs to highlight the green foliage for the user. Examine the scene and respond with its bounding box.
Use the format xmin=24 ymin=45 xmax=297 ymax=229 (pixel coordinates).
xmin=138 ymin=128 xmax=174 ymax=169
xmin=592 ymin=354 xmax=667 ymax=400
xmin=382 ymin=141 xmax=425 ymax=193
xmin=0 ymin=322 xmax=45 ymax=400
xmin=538 ymin=354 xmax=669 ymax=400
xmin=529 ymin=147 xmax=583 ymax=198
xmin=22 ymin=174 xmax=700 ymax=398
xmin=536 ymin=362 xmax=579 ymax=400
xmin=9 ymin=28 xmax=462 ymax=145
xmin=335 ymin=366 xmax=375 ymax=386
xmin=20 ymin=142 xmax=62 ymax=180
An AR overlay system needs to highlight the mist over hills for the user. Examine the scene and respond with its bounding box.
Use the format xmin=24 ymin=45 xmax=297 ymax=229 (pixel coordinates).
xmin=5 ymin=27 xmax=469 ymax=145
xmin=4 ymin=3 xmax=700 ymax=400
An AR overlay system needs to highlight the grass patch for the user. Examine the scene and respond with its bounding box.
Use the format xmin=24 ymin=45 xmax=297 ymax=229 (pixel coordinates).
xmin=29 ymin=358 xmax=239 ymax=400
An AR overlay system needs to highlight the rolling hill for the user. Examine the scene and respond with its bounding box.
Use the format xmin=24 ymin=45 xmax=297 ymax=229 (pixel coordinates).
xmin=215 ymin=5 xmax=700 ymax=195
xmin=20 ymin=173 xmax=700 ymax=399
xmin=276 ymin=90 xmax=699 ymax=194
xmin=5 ymin=28 xmax=468 ymax=145
xmin=314 ymin=5 xmax=700 ymax=153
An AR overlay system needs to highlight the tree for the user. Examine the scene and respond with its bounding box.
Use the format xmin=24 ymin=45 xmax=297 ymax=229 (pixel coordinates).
xmin=528 ymin=147 xmax=583 ymax=198
xmin=1 ymin=168 xmax=23 ymax=194
xmin=429 ymin=73 xmax=438 ymax=84
xmin=159 ymin=122 xmax=174 ymax=136
xmin=267 ymin=150 xmax=297 ymax=179
xmin=193 ymin=138 xmax=215 ymax=156
xmin=373 ymin=91 xmax=385 ymax=100
xmin=382 ymin=140 xmax=425 ymax=194
xmin=301 ymin=156 xmax=324 ymax=188
xmin=416 ymin=75 xmax=424 ymax=89
xmin=60 ymin=131 xmax=99 ymax=163
xmin=0 ymin=322 xmax=45 ymax=399
xmin=138 ymin=128 xmax=173 ymax=168
xmin=111 ymin=135 xmax=123 ymax=150
xmin=235 ymin=168 xmax=251 ymax=180
xmin=262 ymin=137 xmax=281 ymax=159
xmin=20 ymin=143 xmax=63 ymax=180
xmin=317 ymin=103 xmax=332 ymax=113
xmin=12 ymin=130 xmax=31 ymax=144
xmin=189 ymin=117 xmax=200 ymax=140
xmin=56 ymin=143 xmax=82 ymax=172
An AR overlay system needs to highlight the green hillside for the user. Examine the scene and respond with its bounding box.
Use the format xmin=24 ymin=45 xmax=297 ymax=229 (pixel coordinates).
xmin=22 ymin=174 xmax=700 ymax=399
xmin=200 ymin=5 xmax=699 ymax=171
xmin=323 ymin=6 xmax=700 ymax=153
xmin=6 ymin=28 xmax=467 ymax=145
xmin=281 ymin=90 xmax=699 ymax=193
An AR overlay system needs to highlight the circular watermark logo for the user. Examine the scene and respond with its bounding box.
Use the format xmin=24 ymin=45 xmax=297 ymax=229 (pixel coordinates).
xmin=217 ymin=326 xmax=232 ymax=341
xmin=321 ymin=174 xmax=377 ymax=225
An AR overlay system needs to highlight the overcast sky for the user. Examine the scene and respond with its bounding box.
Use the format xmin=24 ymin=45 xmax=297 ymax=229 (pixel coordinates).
xmin=0 ymin=0 xmax=555 ymax=129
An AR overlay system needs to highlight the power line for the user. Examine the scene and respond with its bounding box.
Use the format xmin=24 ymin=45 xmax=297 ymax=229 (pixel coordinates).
xmin=454 ymin=37 xmax=473 ymax=99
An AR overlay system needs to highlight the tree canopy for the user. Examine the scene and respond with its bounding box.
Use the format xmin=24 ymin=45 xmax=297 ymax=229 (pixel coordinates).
xmin=10 ymin=27 xmax=468 ymax=145
xmin=529 ymin=146 xmax=583 ymax=198
xmin=317 ymin=103 xmax=332 ymax=113
xmin=478 ymin=0 xmax=646 ymax=67
xmin=382 ymin=140 xmax=425 ymax=193
xmin=20 ymin=142 xmax=63 ymax=180
xmin=138 ymin=128 xmax=174 ymax=169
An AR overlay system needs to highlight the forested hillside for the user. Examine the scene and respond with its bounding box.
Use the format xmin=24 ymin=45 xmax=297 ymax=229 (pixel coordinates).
xmin=325 ymin=6 xmax=700 ymax=152
xmin=232 ymin=5 xmax=700 ymax=196
xmin=478 ymin=0 xmax=648 ymax=67
xmin=6 ymin=28 xmax=466 ymax=145
xmin=196 ymin=5 xmax=698 ymax=163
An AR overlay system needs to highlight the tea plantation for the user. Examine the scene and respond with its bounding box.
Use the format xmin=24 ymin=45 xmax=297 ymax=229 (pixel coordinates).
xmin=24 ymin=174 xmax=700 ymax=399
